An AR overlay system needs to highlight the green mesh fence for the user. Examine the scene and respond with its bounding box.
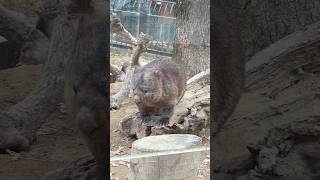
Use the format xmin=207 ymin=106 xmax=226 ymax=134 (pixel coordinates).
xmin=110 ymin=0 xmax=176 ymax=56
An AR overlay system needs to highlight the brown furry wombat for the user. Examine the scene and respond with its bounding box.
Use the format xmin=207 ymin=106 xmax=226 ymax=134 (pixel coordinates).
xmin=132 ymin=57 xmax=186 ymax=124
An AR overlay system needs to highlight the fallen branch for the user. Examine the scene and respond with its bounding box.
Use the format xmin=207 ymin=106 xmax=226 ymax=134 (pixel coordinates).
xmin=186 ymin=68 xmax=210 ymax=86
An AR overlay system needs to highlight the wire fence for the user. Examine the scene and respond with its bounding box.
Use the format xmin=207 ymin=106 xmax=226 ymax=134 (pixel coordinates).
xmin=110 ymin=0 xmax=176 ymax=57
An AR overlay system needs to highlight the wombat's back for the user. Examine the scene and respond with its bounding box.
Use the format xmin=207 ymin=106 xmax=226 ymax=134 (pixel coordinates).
xmin=143 ymin=57 xmax=186 ymax=101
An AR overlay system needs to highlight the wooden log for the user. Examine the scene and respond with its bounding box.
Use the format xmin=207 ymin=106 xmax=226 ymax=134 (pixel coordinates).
xmin=128 ymin=134 xmax=202 ymax=180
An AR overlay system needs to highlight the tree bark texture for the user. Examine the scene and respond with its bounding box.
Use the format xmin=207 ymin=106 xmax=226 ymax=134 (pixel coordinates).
xmin=211 ymin=0 xmax=245 ymax=135
xmin=238 ymin=0 xmax=320 ymax=60
xmin=175 ymin=0 xmax=210 ymax=78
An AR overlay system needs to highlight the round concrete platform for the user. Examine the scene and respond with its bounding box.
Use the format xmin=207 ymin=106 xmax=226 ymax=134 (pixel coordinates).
xmin=132 ymin=134 xmax=202 ymax=152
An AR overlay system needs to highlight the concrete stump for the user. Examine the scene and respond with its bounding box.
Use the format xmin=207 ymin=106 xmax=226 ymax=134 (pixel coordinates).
xmin=128 ymin=134 xmax=203 ymax=180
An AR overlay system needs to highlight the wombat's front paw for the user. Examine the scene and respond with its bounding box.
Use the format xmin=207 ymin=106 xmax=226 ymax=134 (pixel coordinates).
xmin=140 ymin=114 xmax=170 ymax=126
xmin=158 ymin=116 xmax=170 ymax=125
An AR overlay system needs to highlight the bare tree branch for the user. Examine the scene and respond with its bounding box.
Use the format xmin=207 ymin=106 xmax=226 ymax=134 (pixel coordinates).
xmin=130 ymin=32 xmax=151 ymax=67
xmin=110 ymin=33 xmax=151 ymax=109
xmin=111 ymin=13 xmax=137 ymax=45
xmin=186 ymin=68 xmax=210 ymax=86
xmin=110 ymin=14 xmax=151 ymax=109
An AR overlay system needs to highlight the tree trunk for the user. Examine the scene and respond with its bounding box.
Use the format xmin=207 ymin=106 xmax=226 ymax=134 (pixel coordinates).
xmin=211 ymin=0 xmax=246 ymax=136
xmin=238 ymin=0 xmax=320 ymax=60
xmin=175 ymin=0 xmax=210 ymax=78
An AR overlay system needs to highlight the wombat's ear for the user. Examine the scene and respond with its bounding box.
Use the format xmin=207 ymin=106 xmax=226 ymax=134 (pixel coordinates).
xmin=153 ymin=70 xmax=161 ymax=77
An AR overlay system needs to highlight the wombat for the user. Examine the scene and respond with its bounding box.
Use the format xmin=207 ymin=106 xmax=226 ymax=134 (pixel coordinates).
xmin=132 ymin=57 xmax=187 ymax=124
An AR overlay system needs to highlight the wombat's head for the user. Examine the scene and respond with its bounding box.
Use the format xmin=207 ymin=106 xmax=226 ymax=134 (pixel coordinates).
xmin=133 ymin=69 xmax=163 ymax=106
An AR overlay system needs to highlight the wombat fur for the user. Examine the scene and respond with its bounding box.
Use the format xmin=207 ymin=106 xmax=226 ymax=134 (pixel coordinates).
xmin=132 ymin=57 xmax=186 ymax=124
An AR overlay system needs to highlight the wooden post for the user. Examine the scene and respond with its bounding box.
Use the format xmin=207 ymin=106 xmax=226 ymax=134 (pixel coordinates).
xmin=128 ymin=134 xmax=203 ymax=180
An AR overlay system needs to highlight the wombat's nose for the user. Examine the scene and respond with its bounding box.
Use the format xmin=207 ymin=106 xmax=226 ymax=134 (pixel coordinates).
xmin=134 ymin=95 xmax=141 ymax=103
